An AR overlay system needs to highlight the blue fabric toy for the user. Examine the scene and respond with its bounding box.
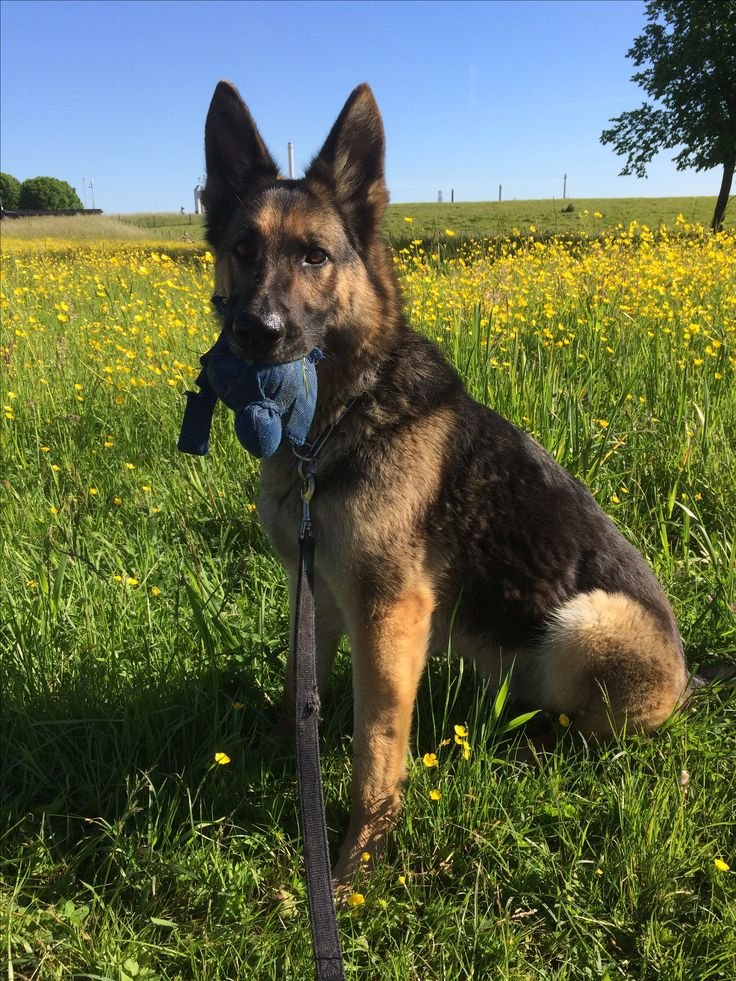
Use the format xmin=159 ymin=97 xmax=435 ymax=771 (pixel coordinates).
xmin=178 ymin=298 xmax=323 ymax=459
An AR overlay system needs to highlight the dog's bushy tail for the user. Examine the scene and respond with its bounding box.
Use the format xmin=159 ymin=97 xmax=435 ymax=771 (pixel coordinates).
xmin=537 ymin=590 xmax=689 ymax=736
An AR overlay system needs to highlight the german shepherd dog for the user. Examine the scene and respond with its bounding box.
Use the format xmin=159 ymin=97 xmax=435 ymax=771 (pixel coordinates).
xmin=202 ymin=81 xmax=690 ymax=882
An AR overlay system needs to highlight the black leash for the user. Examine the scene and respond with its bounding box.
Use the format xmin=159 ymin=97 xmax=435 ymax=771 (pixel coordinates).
xmin=293 ymin=446 xmax=347 ymax=980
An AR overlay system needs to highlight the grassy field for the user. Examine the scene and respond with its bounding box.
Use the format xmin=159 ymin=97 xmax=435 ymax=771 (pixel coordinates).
xmin=1 ymin=221 xmax=735 ymax=979
xmin=383 ymin=196 xmax=732 ymax=240
xmin=1 ymin=194 xmax=730 ymax=243
xmin=0 ymin=213 xmax=154 ymax=242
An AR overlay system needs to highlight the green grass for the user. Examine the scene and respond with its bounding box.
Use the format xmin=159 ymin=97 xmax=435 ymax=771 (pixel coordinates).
xmin=1 ymin=233 xmax=735 ymax=979
xmin=115 ymin=197 xmax=733 ymax=241
xmin=0 ymin=213 xmax=161 ymax=241
xmin=0 ymin=194 xmax=730 ymax=243
xmin=116 ymin=212 xmax=205 ymax=240
xmin=382 ymin=196 xmax=732 ymax=240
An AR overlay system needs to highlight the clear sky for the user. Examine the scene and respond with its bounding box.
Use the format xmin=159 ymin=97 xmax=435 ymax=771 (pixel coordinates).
xmin=0 ymin=0 xmax=721 ymax=213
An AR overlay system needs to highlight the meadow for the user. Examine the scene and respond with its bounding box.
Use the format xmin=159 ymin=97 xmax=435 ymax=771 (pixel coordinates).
xmin=2 ymin=194 xmax=729 ymax=243
xmin=1 ymin=216 xmax=735 ymax=979
xmin=118 ymin=196 xmax=732 ymax=240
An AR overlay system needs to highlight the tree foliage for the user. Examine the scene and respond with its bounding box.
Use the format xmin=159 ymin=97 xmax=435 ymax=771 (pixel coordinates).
xmin=0 ymin=172 xmax=22 ymax=210
xmin=19 ymin=177 xmax=83 ymax=211
xmin=601 ymin=0 xmax=736 ymax=230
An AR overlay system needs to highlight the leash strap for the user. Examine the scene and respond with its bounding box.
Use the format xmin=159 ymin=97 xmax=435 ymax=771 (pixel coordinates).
xmin=293 ymin=503 xmax=346 ymax=980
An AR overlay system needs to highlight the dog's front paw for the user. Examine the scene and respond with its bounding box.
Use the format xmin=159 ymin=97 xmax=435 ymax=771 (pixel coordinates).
xmin=332 ymin=800 xmax=399 ymax=885
xmin=333 ymin=839 xmax=383 ymax=887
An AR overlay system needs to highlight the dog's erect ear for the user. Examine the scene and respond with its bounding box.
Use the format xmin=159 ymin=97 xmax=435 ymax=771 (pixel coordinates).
xmin=203 ymin=81 xmax=278 ymax=245
xmin=306 ymin=84 xmax=388 ymax=245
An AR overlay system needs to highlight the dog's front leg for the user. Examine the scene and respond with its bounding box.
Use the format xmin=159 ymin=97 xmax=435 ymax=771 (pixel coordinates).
xmin=333 ymin=584 xmax=434 ymax=883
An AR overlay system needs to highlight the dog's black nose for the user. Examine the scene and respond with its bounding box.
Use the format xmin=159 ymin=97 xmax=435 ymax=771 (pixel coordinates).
xmin=233 ymin=311 xmax=284 ymax=352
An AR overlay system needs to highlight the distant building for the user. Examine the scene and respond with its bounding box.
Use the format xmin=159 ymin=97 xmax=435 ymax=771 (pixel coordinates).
xmin=194 ymin=184 xmax=205 ymax=214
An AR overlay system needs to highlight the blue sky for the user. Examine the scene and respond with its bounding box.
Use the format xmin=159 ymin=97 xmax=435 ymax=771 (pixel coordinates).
xmin=0 ymin=0 xmax=721 ymax=213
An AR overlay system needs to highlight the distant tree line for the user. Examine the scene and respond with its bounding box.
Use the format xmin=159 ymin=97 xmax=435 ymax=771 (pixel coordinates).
xmin=1 ymin=173 xmax=83 ymax=211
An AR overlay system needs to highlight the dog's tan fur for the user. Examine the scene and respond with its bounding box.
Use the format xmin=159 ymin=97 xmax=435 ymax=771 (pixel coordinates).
xmin=201 ymin=81 xmax=690 ymax=882
xmin=539 ymin=590 xmax=688 ymax=733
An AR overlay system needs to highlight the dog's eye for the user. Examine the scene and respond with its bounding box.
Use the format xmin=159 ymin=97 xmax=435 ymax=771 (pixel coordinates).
xmin=304 ymin=247 xmax=328 ymax=266
xmin=234 ymin=240 xmax=257 ymax=262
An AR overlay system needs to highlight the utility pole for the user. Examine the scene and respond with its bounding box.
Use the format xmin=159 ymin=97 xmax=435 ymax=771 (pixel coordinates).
xmin=563 ymin=173 xmax=567 ymax=199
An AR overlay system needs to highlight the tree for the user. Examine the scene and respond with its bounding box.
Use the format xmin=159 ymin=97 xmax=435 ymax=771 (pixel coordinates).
xmin=19 ymin=177 xmax=83 ymax=211
xmin=601 ymin=0 xmax=736 ymax=231
xmin=0 ymin=172 xmax=22 ymax=210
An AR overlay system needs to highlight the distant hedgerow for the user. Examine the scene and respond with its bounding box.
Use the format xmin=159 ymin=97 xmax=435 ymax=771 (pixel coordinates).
xmin=19 ymin=176 xmax=83 ymax=210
